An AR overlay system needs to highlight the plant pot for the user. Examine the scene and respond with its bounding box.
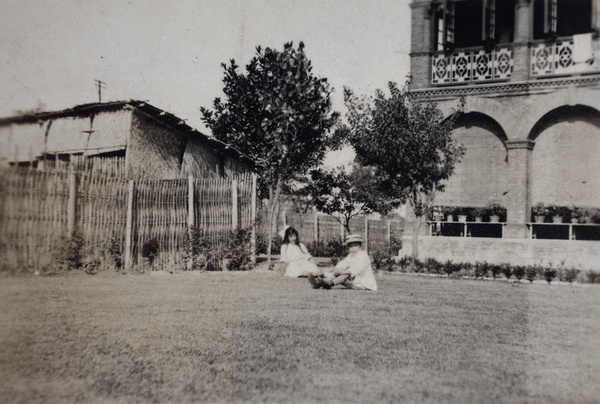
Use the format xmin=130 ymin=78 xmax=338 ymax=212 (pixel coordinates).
xmin=552 ymin=216 xmax=563 ymax=224
xmin=433 ymin=214 xmax=443 ymax=222
xmin=534 ymin=215 xmax=545 ymax=223
xmin=571 ymin=218 xmax=579 ymax=224
xmin=474 ymin=217 xmax=482 ymax=223
xmin=446 ymin=214 xmax=454 ymax=222
xmin=457 ymin=215 xmax=467 ymax=222
xmin=489 ymin=215 xmax=500 ymax=223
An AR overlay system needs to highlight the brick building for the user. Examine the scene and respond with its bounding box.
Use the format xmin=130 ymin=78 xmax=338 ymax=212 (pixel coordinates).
xmin=403 ymin=0 xmax=600 ymax=269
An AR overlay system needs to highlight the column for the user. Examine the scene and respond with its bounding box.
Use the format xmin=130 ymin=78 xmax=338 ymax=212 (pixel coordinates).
xmin=511 ymin=0 xmax=532 ymax=81
xmin=504 ymin=139 xmax=534 ymax=238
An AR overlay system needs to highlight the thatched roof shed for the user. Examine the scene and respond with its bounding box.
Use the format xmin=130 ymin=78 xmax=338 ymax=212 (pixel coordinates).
xmin=0 ymin=100 xmax=253 ymax=179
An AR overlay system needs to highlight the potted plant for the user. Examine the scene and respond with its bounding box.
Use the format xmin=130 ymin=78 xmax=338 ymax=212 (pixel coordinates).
xmin=532 ymin=202 xmax=547 ymax=223
xmin=486 ymin=202 xmax=505 ymax=223
xmin=442 ymin=206 xmax=455 ymax=222
xmin=431 ymin=207 xmax=443 ymax=222
xmin=455 ymin=207 xmax=468 ymax=223
xmin=471 ymin=207 xmax=487 ymax=223
xmin=570 ymin=206 xmax=582 ymax=223
xmin=548 ymin=205 xmax=569 ymax=223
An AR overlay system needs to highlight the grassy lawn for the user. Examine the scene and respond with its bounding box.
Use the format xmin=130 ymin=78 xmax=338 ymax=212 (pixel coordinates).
xmin=1 ymin=269 xmax=599 ymax=404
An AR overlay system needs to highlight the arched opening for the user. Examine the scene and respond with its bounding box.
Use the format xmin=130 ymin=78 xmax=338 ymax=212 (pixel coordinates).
xmin=437 ymin=112 xmax=509 ymax=207
xmin=529 ymin=105 xmax=600 ymax=208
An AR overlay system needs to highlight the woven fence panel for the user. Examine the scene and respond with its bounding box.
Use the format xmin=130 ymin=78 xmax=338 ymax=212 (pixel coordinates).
xmin=237 ymin=174 xmax=254 ymax=229
xmin=194 ymin=177 xmax=232 ymax=248
xmin=78 ymin=173 xmax=128 ymax=261
xmin=318 ymin=215 xmax=344 ymax=243
xmin=285 ymin=212 xmax=316 ymax=244
xmin=0 ymin=169 xmax=70 ymax=269
xmin=134 ymin=178 xmax=188 ymax=269
xmin=366 ymin=219 xmax=388 ymax=252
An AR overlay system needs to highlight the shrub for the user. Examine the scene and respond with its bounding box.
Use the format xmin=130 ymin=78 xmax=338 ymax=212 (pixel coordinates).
xmin=82 ymin=255 xmax=101 ymax=274
xmin=561 ymin=267 xmax=580 ymax=284
xmin=490 ymin=264 xmax=502 ymax=279
xmin=255 ymin=232 xmax=282 ymax=255
xmin=458 ymin=262 xmax=474 ymax=277
xmin=443 ymin=259 xmax=455 ymax=277
xmin=513 ymin=266 xmax=526 ymax=282
xmin=141 ymin=238 xmax=159 ymax=269
xmin=395 ymin=255 xmax=413 ymax=272
xmin=54 ymin=231 xmax=85 ymax=271
xmin=525 ymin=265 xmax=538 ymax=284
xmin=585 ymin=270 xmax=600 ymax=284
xmin=474 ymin=261 xmax=488 ymax=279
xmin=182 ymin=226 xmax=211 ymax=271
xmin=422 ymin=257 xmax=441 ymax=274
xmin=372 ymin=249 xmax=393 ymax=272
xmin=224 ymin=227 xmax=254 ymax=271
xmin=501 ymin=263 xmax=512 ymax=281
xmin=544 ymin=268 xmax=557 ymax=284
xmin=306 ymin=240 xmax=328 ymax=257
xmin=105 ymin=230 xmax=123 ymax=270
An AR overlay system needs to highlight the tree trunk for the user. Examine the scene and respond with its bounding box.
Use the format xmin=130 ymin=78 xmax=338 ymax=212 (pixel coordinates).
xmin=266 ymin=181 xmax=282 ymax=266
xmin=412 ymin=214 xmax=422 ymax=261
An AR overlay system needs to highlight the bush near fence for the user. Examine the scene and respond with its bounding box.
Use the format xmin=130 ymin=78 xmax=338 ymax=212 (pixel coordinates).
xmin=0 ymin=168 xmax=256 ymax=273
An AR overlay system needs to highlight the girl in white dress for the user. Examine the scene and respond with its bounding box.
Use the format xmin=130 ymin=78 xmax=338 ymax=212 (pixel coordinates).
xmin=280 ymin=227 xmax=320 ymax=278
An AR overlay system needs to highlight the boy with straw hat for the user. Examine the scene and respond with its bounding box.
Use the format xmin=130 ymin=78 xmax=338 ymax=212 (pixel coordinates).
xmin=308 ymin=234 xmax=377 ymax=291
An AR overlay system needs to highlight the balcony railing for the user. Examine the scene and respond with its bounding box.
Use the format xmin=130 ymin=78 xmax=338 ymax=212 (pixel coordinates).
xmin=431 ymin=47 xmax=513 ymax=85
xmin=530 ymin=38 xmax=597 ymax=77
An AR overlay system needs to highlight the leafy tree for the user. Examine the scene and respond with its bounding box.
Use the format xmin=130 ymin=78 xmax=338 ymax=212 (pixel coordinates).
xmin=341 ymin=81 xmax=464 ymax=259
xmin=200 ymin=42 xmax=339 ymax=262
xmin=308 ymin=163 xmax=400 ymax=233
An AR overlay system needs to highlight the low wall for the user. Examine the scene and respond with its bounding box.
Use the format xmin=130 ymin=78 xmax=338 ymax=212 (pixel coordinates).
xmin=400 ymin=236 xmax=600 ymax=270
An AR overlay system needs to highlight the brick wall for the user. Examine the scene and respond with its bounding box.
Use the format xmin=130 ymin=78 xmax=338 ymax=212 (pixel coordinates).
xmin=531 ymin=118 xmax=600 ymax=207
xmin=436 ymin=124 xmax=509 ymax=207
xmin=401 ymin=235 xmax=600 ymax=271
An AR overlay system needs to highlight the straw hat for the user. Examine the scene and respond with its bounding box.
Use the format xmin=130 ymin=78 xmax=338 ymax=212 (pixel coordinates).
xmin=344 ymin=234 xmax=363 ymax=245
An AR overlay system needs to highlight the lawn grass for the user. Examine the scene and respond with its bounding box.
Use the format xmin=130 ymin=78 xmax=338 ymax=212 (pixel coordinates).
xmin=0 ymin=270 xmax=599 ymax=404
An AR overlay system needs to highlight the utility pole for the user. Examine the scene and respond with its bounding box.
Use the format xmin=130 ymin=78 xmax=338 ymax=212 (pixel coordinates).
xmin=95 ymin=80 xmax=106 ymax=103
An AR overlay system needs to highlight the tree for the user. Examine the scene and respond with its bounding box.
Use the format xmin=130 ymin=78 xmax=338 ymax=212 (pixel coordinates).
xmin=342 ymin=81 xmax=464 ymax=259
xmin=200 ymin=42 xmax=339 ymax=262
xmin=309 ymin=164 xmax=400 ymax=233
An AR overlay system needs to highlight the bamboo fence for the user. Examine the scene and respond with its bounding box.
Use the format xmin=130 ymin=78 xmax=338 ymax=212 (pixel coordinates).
xmin=258 ymin=209 xmax=404 ymax=254
xmin=0 ymin=169 xmax=70 ymax=269
xmin=0 ymin=168 xmax=256 ymax=272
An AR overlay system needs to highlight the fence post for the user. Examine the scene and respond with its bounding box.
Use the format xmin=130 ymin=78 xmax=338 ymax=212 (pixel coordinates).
xmin=188 ymin=176 xmax=195 ymax=229
xmin=67 ymin=169 xmax=77 ymax=236
xmin=188 ymin=176 xmax=195 ymax=271
xmin=313 ymin=211 xmax=319 ymax=243
xmin=387 ymin=220 xmax=391 ymax=243
xmin=124 ymin=179 xmax=134 ymax=270
xmin=232 ymin=178 xmax=238 ymax=230
xmin=250 ymin=173 xmax=257 ymax=265
xmin=340 ymin=216 xmax=345 ymax=240
xmin=364 ymin=215 xmax=369 ymax=254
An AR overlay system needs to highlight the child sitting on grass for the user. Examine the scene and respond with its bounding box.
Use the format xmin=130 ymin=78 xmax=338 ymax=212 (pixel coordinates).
xmin=280 ymin=226 xmax=320 ymax=278
xmin=308 ymin=234 xmax=377 ymax=291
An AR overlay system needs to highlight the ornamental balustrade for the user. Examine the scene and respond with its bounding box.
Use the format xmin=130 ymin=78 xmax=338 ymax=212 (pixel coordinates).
xmin=530 ymin=38 xmax=597 ymax=76
xmin=431 ymin=47 xmax=513 ymax=85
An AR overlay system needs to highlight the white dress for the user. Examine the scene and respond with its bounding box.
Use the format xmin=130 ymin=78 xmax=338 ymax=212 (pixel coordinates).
xmin=335 ymin=250 xmax=377 ymax=291
xmin=280 ymin=243 xmax=320 ymax=278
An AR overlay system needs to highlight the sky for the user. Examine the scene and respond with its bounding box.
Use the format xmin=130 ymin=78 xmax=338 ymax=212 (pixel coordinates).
xmin=0 ymin=0 xmax=412 ymax=166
